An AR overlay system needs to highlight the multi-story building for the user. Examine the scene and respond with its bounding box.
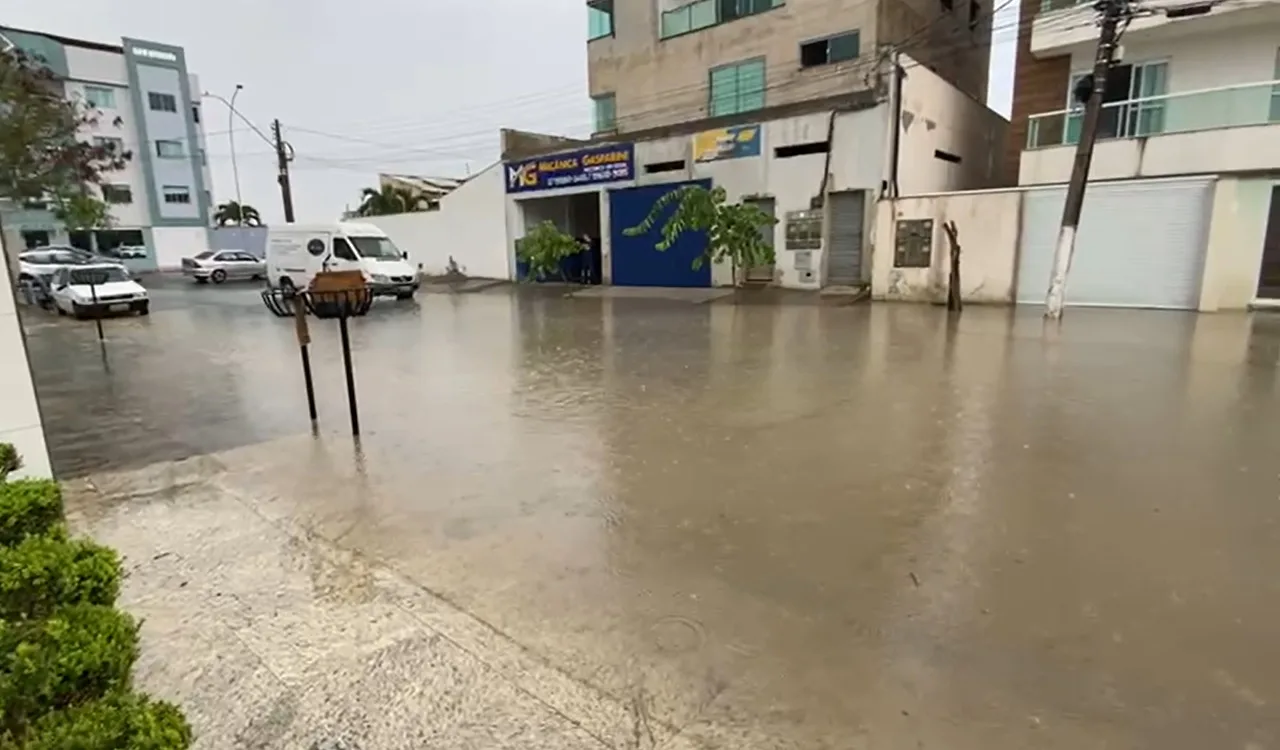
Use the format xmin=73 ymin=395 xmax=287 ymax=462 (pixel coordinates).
xmin=0 ymin=26 xmax=213 ymax=271
xmin=586 ymin=0 xmax=994 ymax=135
xmin=993 ymin=0 xmax=1280 ymax=310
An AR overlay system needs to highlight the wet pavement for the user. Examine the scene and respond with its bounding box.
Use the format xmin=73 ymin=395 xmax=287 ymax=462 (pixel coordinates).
xmin=22 ymin=278 xmax=1280 ymax=748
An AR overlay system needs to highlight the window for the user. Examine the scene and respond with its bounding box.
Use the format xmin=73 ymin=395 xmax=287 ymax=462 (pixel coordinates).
xmin=332 ymin=237 xmax=358 ymax=261
xmin=799 ymin=31 xmax=860 ymax=68
xmin=661 ymin=0 xmax=778 ymax=38
xmin=1270 ymin=47 xmax=1280 ymax=122
xmin=719 ymin=0 xmax=780 ymax=21
xmin=148 ymin=92 xmax=177 ymax=112
xmin=102 ymin=184 xmax=132 ymax=204
xmin=155 ymin=140 xmax=185 ymax=159
xmin=588 ymin=0 xmax=614 ymax=40
xmin=191 ymin=104 xmax=200 ymax=123
xmin=162 ymin=185 xmax=191 ymax=204
xmin=84 ymin=85 xmax=115 ymax=109
xmin=969 ymin=0 xmax=982 ymax=29
xmin=592 ymin=93 xmax=617 ymax=133
xmin=709 ymin=59 xmax=766 ymax=117
xmin=93 ymin=136 xmax=124 ymax=154
xmin=1064 ymin=61 xmax=1166 ymax=144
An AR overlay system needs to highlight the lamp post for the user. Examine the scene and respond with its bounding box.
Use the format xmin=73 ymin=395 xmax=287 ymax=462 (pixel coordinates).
xmin=202 ymin=85 xmax=244 ymax=224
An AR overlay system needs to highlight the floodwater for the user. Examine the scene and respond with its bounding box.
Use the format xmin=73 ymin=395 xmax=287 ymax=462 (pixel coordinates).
xmin=23 ymin=279 xmax=1280 ymax=748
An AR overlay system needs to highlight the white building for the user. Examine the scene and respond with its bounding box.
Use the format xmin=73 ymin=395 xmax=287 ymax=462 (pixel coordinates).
xmin=960 ymin=0 xmax=1280 ymax=311
xmin=0 ymin=26 xmax=214 ymax=271
xmin=370 ymin=53 xmax=1007 ymax=290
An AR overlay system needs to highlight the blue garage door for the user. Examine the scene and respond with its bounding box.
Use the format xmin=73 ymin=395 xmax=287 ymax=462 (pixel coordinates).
xmin=610 ymin=181 xmax=712 ymax=288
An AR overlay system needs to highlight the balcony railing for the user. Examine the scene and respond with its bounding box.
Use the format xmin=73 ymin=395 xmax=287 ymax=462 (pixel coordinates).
xmin=660 ymin=0 xmax=783 ymax=40
xmin=1026 ymin=79 xmax=1280 ymax=149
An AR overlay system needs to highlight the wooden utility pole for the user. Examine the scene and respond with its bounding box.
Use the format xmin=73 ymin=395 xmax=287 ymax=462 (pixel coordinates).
xmin=272 ymin=119 xmax=296 ymax=223
xmin=1044 ymin=0 xmax=1127 ymax=319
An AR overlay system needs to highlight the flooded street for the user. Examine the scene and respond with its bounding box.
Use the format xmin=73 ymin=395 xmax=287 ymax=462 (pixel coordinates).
xmin=23 ymin=280 xmax=1280 ymax=748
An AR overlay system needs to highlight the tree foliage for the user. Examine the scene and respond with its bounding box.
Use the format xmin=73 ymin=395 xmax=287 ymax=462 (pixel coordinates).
xmin=623 ymin=185 xmax=776 ymax=277
xmin=212 ymin=201 xmax=261 ymax=227
xmin=0 ymin=47 xmax=129 ymax=228
xmin=515 ymin=221 xmax=583 ymax=282
xmin=352 ymin=186 xmax=433 ymax=217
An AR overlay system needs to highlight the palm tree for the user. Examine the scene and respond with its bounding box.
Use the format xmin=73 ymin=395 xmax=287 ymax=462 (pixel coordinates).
xmin=213 ymin=201 xmax=262 ymax=226
xmin=353 ymin=186 xmax=433 ymax=217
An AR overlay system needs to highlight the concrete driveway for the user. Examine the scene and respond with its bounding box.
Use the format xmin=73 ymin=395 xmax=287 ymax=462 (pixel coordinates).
xmin=23 ymin=280 xmax=1280 ymax=749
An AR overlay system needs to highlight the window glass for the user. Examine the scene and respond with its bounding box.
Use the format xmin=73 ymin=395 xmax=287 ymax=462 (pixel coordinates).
xmin=661 ymin=5 xmax=692 ymax=37
xmin=162 ymin=185 xmax=191 ymax=204
xmin=102 ymin=184 xmax=132 ymax=204
xmin=349 ymin=236 xmax=402 ymax=260
xmin=593 ymin=94 xmax=617 ymax=132
xmin=148 ymin=92 xmax=177 ymax=112
xmin=588 ymin=0 xmax=613 ymax=40
xmin=828 ymin=31 xmax=859 ymax=62
xmin=70 ymin=267 xmax=129 ymax=284
xmin=332 ymin=237 xmax=358 ymax=261
xmin=84 ymin=86 xmax=115 ymax=109
xmin=156 ymin=140 xmax=185 ymax=159
xmin=690 ymin=0 xmax=717 ymax=28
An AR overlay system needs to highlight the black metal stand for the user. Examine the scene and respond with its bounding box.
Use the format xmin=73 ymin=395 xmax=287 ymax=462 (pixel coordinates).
xmin=300 ymin=344 xmax=318 ymax=422
xmin=337 ymin=315 xmax=359 ymax=436
xmin=89 ymin=282 xmax=104 ymax=342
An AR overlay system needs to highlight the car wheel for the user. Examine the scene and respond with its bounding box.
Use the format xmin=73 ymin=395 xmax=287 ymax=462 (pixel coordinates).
xmin=138 ymin=303 xmax=150 ymax=316
xmin=396 ymin=292 xmax=414 ymax=301
xmin=55 ymin=304 xmax=67 ymax=317
xmin=211 ymin=269 xmax=227 ymax=284
xmin=71 ymin=303 xmax=88 ymax=320
xmin=278 ymin=277 xmax=296 ymax=293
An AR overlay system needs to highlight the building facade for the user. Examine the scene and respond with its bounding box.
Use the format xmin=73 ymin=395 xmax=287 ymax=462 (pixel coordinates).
xmin=992 ymin=0 xmax=1280 ymax=310
xmin=0 ymin=26 xmax=214 ymax=271
xmin=586 ymin=0 xmax=994 ymax=135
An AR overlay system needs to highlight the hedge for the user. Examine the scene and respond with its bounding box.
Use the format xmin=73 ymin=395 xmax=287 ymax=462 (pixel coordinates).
xmin=0 ymin=445 xmax=190 ymax=749
xmin=0 ymin=534 xmax=121 ymax=621
xmin=0 ymin=605 xmax=139 ymax=735
xmin=0 ymin=692 xmax=190 ymax=750
xmin=0 ymin=480 xmax=63 ymax=547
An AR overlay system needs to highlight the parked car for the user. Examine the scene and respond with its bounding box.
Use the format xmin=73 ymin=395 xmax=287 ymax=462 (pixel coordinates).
xmin=17 ymin=247 xmax=124 ymax=281
xmin=49 ymin=264 xmax=149 ymax=318
xmin=181 ymin=250 xmax=266 ymax=284
xmin=267 ymin=222 xmax=418 ymax=300
xmin=103 ymin=245 xmax=148 ymax=260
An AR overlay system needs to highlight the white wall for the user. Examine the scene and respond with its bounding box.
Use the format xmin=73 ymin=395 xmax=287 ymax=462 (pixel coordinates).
xmin=1199 ymin=176 xmax=1274 ymax=311
xmin=896 ymin=52 xmax=1008 ymax=194
xmin=872 ymin=189 xmax=1021 ymax=304
xmin=0 ymin=234 xmax=52 ymax=479
xmin=65 ymin=45 xmax=129 ymax=86
xmin=366 ymin=163 xmax=510 ymax=280
xmin=151 ymin=226 xmax=210 ymax=270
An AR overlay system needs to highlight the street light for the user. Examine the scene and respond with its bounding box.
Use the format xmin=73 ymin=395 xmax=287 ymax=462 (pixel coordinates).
xmin=201 ymin=85 xmax=244 ymax=225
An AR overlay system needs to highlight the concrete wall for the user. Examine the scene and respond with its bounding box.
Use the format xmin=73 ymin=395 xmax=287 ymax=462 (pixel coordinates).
xmin=872 ymin=189 xmax=1021 ymax=303
xmin=896 ymin=54 xmax=1008 ymax=194
xmin=210 ymin=226 xmax=268 ymax=257
xmin=1199 ymin=176 xmax=1275 ymax=311
xmin=152 ymin=226 xmax=211 ymax=270
xmin=364 ymin=163 xmax=510 ymax=280
xmin=0 ymin=233 xmax=52 ymax=479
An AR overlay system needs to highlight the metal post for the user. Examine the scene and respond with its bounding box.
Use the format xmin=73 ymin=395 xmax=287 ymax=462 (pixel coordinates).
xmin=89 ymin=282 xmax=104 ymax=341
xmin=291 ymin=295 xmax=318 ymax=423
xmin=337 ymin=309 xmax=359 ymax=436
xmin=1044 ymin=0 xmax=1126 ymax=319
xmin=228 ymin=84 xmax=244 ymax=224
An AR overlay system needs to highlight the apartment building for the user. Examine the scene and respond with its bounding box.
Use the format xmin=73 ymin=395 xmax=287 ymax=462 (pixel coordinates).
xmin=0 ymin=26 xmax=214 ymax=271
xmin=586 ymin=0 xmax=994 ymax=135
xmin=994 ymin=0 xmax=1280 ymax=310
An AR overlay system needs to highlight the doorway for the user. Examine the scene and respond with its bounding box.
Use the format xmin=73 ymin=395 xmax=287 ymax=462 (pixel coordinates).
xmin=516 ymin=191 xmax=602 ymax=283
xmin=826 ymin=190 xmax=866 ymax=286
xmin=1257 ymin=185 xmax=1280 ymax=300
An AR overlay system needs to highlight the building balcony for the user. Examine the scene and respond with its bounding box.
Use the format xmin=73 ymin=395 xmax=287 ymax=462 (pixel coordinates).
xmin=1020 ymin=79 xmax=1280 ymax=184
xmin=1031 ymin=0 xmax=1280 ymax=57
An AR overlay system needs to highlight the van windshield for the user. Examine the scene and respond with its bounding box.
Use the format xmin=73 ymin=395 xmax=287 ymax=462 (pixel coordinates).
xmin=350 ymin=236 xmax=402 ymax=261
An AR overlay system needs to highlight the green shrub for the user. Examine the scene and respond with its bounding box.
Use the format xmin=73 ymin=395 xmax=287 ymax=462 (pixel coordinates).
xmin=0 ymin=535 xmax=121 ymax=620
xmin=0 ymin=443 xmax=20 ymax=481
xmin=0 ymin=605 xmax=139 ymax=735
xmin=0 ymin=480 xmax=63 ymax=547
xmin=0 ymin=691 xmax=190 ymax=750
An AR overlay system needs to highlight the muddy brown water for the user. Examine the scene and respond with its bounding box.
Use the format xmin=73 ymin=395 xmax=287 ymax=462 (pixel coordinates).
xmin=23 ymin=283 xmax=1280 ymax=747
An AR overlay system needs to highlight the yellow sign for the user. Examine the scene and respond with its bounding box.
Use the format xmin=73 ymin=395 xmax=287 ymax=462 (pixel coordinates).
xmin=692 ymin=124 xmax=762 ymax=163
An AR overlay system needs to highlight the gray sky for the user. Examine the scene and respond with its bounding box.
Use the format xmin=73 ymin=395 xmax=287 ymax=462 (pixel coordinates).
xmin=7 ymin=0 xmax=1016 ymax=222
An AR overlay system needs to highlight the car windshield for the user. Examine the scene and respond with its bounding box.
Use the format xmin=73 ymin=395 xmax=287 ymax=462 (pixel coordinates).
xmin=69 ymin=267 xmax=130 ymax=284
xmin=349 ymin=236 xmax=402 ymax=261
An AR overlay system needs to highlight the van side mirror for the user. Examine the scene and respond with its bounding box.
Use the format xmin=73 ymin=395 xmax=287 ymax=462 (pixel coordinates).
xmin=401 ymin=251 xmax=409 ymax=260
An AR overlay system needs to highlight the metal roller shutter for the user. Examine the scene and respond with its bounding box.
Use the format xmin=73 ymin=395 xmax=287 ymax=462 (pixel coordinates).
xmin=827 ymin=191 xmax=865 ymax=285
xmin=1016 ymin=179 xmax=1213 ymax=309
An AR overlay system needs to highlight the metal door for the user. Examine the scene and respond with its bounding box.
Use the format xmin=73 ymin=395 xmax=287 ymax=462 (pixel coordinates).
xmin=610 ymin=181 xmax=712 ymax=287
xmin=1016 ymin=179 xmax=1212 ymax=309
xmin=744 ymin=197 xmax=776 ymax=283
xmin=826 ymin=190 xmax=865 ymax=285
xmin=1256 ymin=185 xmax=1280 ymax=300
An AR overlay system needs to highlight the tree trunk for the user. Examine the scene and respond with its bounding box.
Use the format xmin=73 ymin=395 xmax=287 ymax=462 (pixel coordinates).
xmin=943 ymin=220 xmax=962 ymax=312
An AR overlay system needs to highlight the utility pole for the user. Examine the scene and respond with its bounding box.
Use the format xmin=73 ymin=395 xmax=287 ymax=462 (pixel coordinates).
xmin=272 ymin=119 xmax=296 ymax=223
xmin=1044 ymin=0 xmax=1127 ymax=319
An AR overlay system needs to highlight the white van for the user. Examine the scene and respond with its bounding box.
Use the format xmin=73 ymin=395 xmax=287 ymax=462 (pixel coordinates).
xmin=266 ymin=222 xmax=419 ymax=300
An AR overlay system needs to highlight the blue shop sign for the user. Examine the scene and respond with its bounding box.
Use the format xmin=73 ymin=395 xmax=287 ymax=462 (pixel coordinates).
xmin=505 ymin=144 xmax=635 ymax=194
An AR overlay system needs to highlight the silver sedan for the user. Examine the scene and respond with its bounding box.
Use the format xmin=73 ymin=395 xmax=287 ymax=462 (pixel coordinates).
xmin=182 ymin=250 xmax=266 ymax=284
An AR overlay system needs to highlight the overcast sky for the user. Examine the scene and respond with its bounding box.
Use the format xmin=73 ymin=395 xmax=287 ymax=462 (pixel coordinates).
xmin=7 ymin=0 xmax=1016 ymax=222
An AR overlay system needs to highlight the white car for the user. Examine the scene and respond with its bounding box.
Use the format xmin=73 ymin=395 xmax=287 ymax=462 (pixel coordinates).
xmin=18 ymin=247 xmax=124 ymax=281
xmin=49 ymin=264 xmax=150 ymax=319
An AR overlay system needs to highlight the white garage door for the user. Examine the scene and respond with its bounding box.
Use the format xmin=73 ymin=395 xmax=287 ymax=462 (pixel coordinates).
xmin=1016 ymin=179 xmax=1213 ymax=309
